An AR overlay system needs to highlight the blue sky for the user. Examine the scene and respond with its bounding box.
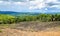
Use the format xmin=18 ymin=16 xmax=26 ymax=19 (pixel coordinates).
xmin=0 ymin=0 xmax=60 ymax=13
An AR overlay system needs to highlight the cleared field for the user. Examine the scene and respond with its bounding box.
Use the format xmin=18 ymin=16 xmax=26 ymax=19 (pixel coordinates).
xmin=0 ymin=28 xmax=60 ymax=36
xmin=0 ymin=21 xmax=60 ymax=36
xmin=12 ymin=21 xmax=60 ymax=31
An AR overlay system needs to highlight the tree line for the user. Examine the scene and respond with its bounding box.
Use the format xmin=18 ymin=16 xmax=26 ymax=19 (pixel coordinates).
xmin=0 ymin=14 xmax=60 ymax=24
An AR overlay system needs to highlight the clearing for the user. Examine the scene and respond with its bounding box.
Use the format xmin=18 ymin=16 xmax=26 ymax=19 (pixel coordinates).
xmin=0 ymin=21 xmax=60 ymax=36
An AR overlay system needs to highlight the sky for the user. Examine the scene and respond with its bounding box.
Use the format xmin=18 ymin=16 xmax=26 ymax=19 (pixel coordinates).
xmin=0 ymin=0 xmax=60 ymax=13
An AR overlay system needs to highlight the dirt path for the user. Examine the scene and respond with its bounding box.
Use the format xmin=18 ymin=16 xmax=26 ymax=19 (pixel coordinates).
xmin=0 ymin=28 xmax=60 ymax=36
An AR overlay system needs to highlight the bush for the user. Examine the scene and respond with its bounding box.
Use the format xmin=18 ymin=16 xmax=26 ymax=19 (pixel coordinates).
xmin=0 ymin=14 xmax=15 ymax=24
xmin=0 ymin=14 xmax=60 ymax=24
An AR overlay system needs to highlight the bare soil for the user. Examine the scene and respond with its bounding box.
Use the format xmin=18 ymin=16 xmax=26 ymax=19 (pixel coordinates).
xmin=0 ymin=21 xmax=60 ymax=36
xmin=0 ymin=28 xmax=60 ymax=36
xmin=13 ymin=21 xmax=60 ymax=31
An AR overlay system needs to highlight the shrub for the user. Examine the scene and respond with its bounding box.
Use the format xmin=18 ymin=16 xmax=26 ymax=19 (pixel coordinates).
xmin=0 ymin=14 xmax=60 ymax=24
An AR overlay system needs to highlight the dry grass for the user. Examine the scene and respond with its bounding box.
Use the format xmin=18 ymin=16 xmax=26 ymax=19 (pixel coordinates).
xmin=13 ymin=21 xmax=60 ymax=31
xmin=0 ymin=21 xmax=60 ymax=36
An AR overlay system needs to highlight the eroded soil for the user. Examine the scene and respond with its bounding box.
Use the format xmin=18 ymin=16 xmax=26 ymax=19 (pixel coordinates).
xmin=0 ymin=21 xmax=60 ymax=36
xmin=0 ymin=28 xmax=60 ymax=36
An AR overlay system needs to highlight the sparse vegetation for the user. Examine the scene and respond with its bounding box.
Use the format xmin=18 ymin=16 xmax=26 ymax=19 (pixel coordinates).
xmin=0 ymin=30 xmax=2 ymax=32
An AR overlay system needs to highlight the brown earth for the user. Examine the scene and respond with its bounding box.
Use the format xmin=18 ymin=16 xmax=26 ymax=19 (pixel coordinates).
xmin=13 ymin=21 xmax=60 ymax=31
xmin=0 ymin=21 xmax=60 ymax=36
xmin=0 ymin=28 xmax=60 ymax=36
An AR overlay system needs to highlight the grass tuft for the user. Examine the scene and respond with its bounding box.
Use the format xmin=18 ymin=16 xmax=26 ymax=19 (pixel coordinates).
xmin=0 ymin=30 xmax=2 ymax=32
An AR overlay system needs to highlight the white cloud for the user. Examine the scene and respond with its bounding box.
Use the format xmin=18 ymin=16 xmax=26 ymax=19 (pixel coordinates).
xmin=0 ymin=0 xmax=60 ymax=12
xmin=12 ymin=2 xmax=27 ymax=5
xmin=29 ymin=3 xmax=46 ymax=10
xmin=51 ymin=5 xmax=60 ymax=8
xmin=0 ymin=1 xmax=11 ymax=5
xmin=0 ymin=1 xmax=29 ymax=12
xmin=0 ymin=1 xmax=27 ymax=5
xmin=0 ymin=1 xmax=3 ymax=3
xmin=29 ymin=0 xmax=45 ymax=10
xmin=46 ymin=0 xmax=58 ymax=3
xmin=29 ymin=0 xmax=46 ymax=10
xmin=29 ymin=0 xmax=60 ymax=10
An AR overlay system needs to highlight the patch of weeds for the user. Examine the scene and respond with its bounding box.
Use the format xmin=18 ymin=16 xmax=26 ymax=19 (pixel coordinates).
xmin=0 ymin=30 xmax=2 ymax=33
xmin=0 ymin=24 xmax=9 ymax=28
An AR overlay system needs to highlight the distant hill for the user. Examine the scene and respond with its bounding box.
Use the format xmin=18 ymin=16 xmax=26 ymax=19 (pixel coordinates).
xmin=0 ymin=11 xmax=19 ymax=14
xmin=0 ymin=11 xmax=60 ymax=16
xmin=0 ymin=11 xmax=40 ymax=16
